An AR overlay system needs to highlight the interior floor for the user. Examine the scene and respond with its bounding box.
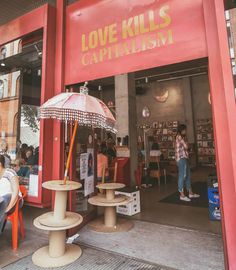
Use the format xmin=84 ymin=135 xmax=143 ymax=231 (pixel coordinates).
xmin=130 ymin=166 xmax=221 ymax=235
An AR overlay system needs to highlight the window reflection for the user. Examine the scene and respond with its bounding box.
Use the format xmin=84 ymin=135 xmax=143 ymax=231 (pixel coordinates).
xmin=0 ymin=31 xmax=42 ymax=197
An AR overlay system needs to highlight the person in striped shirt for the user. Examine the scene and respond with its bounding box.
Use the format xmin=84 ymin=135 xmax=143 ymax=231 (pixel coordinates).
xmin=175 ymin=124 xmax=200 ymax=202
xmin=0 ymin=155 xmax=19 ymax=233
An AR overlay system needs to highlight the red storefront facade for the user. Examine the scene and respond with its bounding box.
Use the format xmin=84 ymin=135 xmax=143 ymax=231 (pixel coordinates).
xmin=0 ymin=0 xmax=236 ymax=269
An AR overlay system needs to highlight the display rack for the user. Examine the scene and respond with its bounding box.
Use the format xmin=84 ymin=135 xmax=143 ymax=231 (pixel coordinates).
xmin=149 ymin=120 xmax=179 ymax=160
xmin=196 ymin=118 xmax=215 ymax=166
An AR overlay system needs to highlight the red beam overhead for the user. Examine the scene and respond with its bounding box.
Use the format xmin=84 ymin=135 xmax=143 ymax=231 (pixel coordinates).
xmin=0 ymin=5 xmax=46 ymax=45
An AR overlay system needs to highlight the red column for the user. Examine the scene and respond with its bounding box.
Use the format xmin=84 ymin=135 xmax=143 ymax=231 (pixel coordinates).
xmin=203 ymin=0 xmax=236 ymax=269
xmin=52 ymin=0 xmax=66 ymax=180
xmin=40 ymin=5 xmax=56 ymax=206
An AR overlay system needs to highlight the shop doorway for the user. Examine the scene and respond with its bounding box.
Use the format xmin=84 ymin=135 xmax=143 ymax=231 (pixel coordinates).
xmin=132 ymin=58 xmax=221 ymax=235
xmin=69 ymin=58 xmax=222 ymax=236
xmin=63 ymin=58 xmax=224 ymax=269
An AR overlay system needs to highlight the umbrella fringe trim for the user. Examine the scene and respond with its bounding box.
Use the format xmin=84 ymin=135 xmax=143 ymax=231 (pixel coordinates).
xmin=39 ymin=108 xmax=117 ymax=133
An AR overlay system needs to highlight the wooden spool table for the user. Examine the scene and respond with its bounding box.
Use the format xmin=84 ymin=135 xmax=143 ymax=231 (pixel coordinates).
xmin=32 ymin=180 xmax=83 ymax=268
xmin=88 ymin=183 xmax=133 ymax=233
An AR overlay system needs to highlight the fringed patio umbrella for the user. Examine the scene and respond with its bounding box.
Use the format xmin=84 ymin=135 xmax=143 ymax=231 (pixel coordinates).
xmin=39 ymin=85 xmax=116 ymax=184
xmin=32 ymin=85 xmax=116 ymax=268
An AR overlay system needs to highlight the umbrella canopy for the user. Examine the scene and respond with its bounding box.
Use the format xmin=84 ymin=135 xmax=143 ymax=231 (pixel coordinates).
xmin=39 ymin=92 xmax=116 ymax=133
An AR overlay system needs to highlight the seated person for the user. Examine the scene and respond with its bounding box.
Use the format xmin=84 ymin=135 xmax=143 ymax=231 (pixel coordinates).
xmin=12 ymin=159 xmax=30 ymax=177
xmin=25 ymin=147 xmax=33 ymax=164
xmin=16 ymin=143 xmax=28 ymax=163
xmin=97 ymin=143 xmax=109 ymax=182
xmin=0 ymin=141 xmax=11 ymax=168
xmin=0 ymin=155 xmax=19 ymax=233
xmin=150 ymin=142 xmax=161 ymax=157
xmin=26 ymin=147 xmax=39 ymax=167
xmin=106 ymin=139 xmax=116 ymax=165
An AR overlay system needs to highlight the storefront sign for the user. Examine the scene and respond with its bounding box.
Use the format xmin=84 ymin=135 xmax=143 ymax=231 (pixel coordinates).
xmin=65 ymin=0 xmax=207 ymax=84
xmin=80 ymin=6 xmax=173 ymax=66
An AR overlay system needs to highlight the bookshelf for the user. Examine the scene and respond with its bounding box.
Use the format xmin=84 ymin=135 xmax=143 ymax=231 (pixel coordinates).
xmin=147 ymin=120 xmax=179 ymax=161
xmin=196 ymin=118 xmax=215 ymax=166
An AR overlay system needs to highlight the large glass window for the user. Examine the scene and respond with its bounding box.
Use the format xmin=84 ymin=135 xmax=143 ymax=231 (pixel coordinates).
xmin=0 ymin=31 xmax=42 ymax=196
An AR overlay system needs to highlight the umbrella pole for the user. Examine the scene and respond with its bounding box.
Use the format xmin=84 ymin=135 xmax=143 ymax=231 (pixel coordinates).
xmin=64 ymin=122 xmax=78 ymax=184
xmin=113 ymin=162 xmax=118 ymax=183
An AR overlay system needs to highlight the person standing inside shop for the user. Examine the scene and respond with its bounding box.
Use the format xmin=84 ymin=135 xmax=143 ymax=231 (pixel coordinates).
xmin=97 ymin=143 xmax=109 ymax=182
xmin=175 ymin=124 xmax=200 ymax=201
xmin=106 ymin=138 xmax=116 ymax=165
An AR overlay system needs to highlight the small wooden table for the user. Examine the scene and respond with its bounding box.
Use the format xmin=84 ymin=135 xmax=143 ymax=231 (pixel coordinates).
xmin=32 ymin=180 xmax=83 ymax=268
xmin=88 ymin=183 xmax=133 ymax=233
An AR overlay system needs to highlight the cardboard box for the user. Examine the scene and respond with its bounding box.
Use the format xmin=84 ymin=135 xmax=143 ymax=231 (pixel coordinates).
xmin=115 ymin=189 xmax=140 ymax=216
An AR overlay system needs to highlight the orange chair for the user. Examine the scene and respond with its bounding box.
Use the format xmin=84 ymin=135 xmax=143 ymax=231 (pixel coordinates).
xmin=3 ymin=185 xmax=27 ymax=250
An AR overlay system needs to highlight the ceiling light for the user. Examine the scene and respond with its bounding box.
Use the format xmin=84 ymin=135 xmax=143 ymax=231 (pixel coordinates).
xmin=1 ymin=62 xmax=5 ymax=67
xmin=145 ymin=77 xmax=148 ymax=83
xmin=98 ymin=85 xmax=102 ymax=91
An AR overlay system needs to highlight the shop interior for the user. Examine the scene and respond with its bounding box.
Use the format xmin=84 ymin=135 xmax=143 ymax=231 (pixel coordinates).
xmin=69 ymin=58 xmax=221 ymax=235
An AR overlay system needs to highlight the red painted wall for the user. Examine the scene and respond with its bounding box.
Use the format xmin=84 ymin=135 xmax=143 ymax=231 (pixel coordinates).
xmin=0 ymin=6 xmax=45 ymax=45
xmin=65 ymin=0 xmax=207 ymax=84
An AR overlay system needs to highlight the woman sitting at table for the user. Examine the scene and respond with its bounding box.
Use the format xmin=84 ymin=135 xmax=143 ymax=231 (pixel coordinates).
xmin=12 ymin=158 xmax=30 ymax=177
xmin=97 ymin=143 xmax=109 ymax=183
xmin=0 ymin=155 xmax=19 ymax=233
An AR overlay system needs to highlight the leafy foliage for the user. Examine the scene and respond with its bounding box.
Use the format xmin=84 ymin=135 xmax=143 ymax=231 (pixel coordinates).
xmin=21 ymin=105 xmax=39 ymax=132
